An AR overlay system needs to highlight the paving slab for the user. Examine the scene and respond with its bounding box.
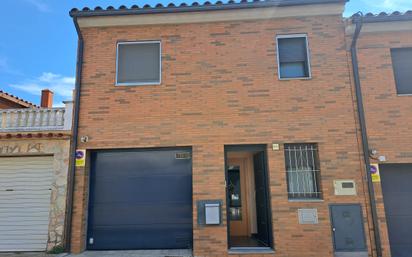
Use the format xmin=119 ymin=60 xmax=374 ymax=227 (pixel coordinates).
xmin=0 ymin=253 xmax=65 ymax=257
xmin=0 ymin=249 xmax=192 ymax=257
xmin=67 ymin=250 xmax=192 ymax=257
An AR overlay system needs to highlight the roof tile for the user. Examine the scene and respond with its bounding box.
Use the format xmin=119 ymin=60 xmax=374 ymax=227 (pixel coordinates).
xmin=0 ymin=90 xmax=38 ymax=108
xmin=352 ymin=10 xmax=412 ymax=23
xmin=69 ymin=0 xmax=347 ymax=17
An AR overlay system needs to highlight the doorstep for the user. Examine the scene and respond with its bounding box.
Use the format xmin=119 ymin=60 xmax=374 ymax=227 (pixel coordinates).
xmin=334 ymin=252 xmax=368 ymax=257
xmin=66 ymin=250 xmax=193 ymax=257
xmin=228 ymin=247 xmax=274 ymax=255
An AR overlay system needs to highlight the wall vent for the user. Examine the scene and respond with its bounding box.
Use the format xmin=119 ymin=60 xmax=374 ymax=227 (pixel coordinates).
xmin=298 ymin=208 xmax=318 ymax=224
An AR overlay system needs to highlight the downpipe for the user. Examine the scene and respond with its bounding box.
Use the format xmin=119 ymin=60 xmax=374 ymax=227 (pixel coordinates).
xmin=64 ymin=15 xmax=83 ymax=252
xmin=350 ymin=13 xmax=382 ymax=257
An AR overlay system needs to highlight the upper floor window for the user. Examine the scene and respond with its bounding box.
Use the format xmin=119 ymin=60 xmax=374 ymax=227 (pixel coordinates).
xmin=116 ymin=41 xmax=161 ymax=86
xmin=390 ymin=48 xmax=412 ymax=95
xmin=284 ymin=143 xmax=322 ymax=200
xmin=276 ymin=35 xmax=311 ymax=80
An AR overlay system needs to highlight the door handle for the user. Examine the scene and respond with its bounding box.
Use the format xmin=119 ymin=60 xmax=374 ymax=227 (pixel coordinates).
xmin=332 ymin=227 xmax=336 ymax=232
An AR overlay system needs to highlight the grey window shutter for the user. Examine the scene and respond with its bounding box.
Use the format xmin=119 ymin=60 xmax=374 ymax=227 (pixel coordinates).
xmin=391 ymin=48 xmax=412 ymax=94
xmin=117 ymin=42 xmax=161 ymax=84
xmin=278 ymin=37 xmax=307 ymax=63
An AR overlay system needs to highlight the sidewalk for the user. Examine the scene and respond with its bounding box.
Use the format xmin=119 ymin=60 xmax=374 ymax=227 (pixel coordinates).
xmin=0 ymin=253 xmax=66 ymax=257
xmin=66 ymin=250 xmax=192 ymax=257
xmin=0 ymin=249 xmax=192 ymax=257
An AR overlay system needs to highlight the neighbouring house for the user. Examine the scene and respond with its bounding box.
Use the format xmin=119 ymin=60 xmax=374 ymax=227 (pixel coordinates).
xmin=0 ymin=90 xmax=38 ymax=109
xmin=67 ymin=0 xmax=389 ymax=256
xmin=0 ymin=89 xmax=73 ymax=252
xmin=347 ymin=12 xmax=412 ymax=257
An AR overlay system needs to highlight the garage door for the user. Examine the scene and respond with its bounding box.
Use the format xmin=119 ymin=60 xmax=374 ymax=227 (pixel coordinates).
xmin=87 ymin=148 xmax=193 ymax=250
xmin=0 ymin=156 xmax=53 ymax=251
xmin=380 ymin=164 xmax=412 ymax=257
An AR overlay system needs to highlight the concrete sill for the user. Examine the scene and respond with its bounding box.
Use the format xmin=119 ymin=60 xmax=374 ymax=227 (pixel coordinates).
xmin=334 ymin=251 xmax=368 ymax=257
xmin=228 ymin=247 xmax=274 ymax=255
xmin=278 ymin=76 xmax=312 ymax=81
xmin=288 ymin=199 xmax=324 ymax=203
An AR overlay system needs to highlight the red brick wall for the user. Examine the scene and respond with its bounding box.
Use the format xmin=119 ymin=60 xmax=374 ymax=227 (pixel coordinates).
xmin=358 ymin=30 xmax=412 ymax=163
xmin=71 ymin=14 xmax=376 ymax=256
xmin=357 ymin=29 xmax=412 ymax=257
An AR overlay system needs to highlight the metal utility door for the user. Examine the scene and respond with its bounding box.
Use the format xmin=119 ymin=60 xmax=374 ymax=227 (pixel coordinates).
xmin=87 ymin=148 xmax=193 ymax=250
xmin=330 ymin=204 xmax=366 ymax=252
xmin=0 ymin=156 xmax=53 ymax=252
xmin=380 ymin=164 xmax=412 ymax=257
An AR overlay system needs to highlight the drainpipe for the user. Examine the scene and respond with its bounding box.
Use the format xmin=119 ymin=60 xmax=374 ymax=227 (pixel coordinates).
xmin=350 ymin=13 xmax=382 ymax=257
xmin=64 ymin=15 xmax=83 ymax=252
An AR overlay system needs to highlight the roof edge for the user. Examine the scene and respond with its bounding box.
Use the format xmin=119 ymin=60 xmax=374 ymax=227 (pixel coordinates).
xmin=0 ymin=90 xmax=38 ymax=108
xmin=70 ymin=0 xmax=348 ymax=18
xmin=352 ymin=10 xmax=412 ymax=23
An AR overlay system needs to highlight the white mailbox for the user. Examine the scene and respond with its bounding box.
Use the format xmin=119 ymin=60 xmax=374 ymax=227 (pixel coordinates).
xmin=205 ymin=203 xmax=220 ymax=225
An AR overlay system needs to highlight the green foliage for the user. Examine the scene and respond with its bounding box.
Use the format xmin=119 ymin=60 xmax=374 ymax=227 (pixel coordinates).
xmin=47 ymin=244 xmax=65 ymax=254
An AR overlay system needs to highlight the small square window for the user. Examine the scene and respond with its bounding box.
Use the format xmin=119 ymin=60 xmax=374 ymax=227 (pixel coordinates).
xmin=391 ymin=48 xmax=412 ymax=95
xmin=284 ymin=143 xmax=322 ymax=199
xmin=276 ymin=35 xmax=311 ymax=79
xmin=116 ymin=41 xmax=161 ymax=85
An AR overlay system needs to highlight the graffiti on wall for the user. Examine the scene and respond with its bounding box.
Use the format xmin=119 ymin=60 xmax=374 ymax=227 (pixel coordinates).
xmin=0 ymin=143 xmax=43 ymax=155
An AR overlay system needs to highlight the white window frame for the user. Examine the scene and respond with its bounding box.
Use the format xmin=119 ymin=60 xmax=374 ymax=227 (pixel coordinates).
xmin=276 ymin=34 xmax=312 ymax=80
xmin=115 ymin=40 xmax=162 ymax=86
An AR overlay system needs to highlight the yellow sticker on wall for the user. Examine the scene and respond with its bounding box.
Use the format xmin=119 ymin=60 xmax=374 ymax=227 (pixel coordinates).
xmin=370 ymin=163 xmax=381 ymax=183
xmin=75 ymin=149 xmax=86 ymax=167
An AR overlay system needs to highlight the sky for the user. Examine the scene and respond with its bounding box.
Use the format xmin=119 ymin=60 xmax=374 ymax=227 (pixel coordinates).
xmin=0 ymin=0 xmax=411 ymax=107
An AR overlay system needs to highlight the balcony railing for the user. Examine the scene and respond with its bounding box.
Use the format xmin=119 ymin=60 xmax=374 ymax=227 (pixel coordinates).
xmin=0 ymin=101 xmax=73 ymax=132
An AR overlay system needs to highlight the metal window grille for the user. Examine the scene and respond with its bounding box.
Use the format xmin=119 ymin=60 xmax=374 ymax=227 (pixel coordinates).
xmin=284 ymin=143 xmax=322 ymax=199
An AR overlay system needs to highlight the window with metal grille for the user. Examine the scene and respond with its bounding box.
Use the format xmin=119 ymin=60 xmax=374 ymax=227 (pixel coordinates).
xmin=276 ymin=35 xmax=311 ymax=79
xmin=284 ymin=143 xmax=322 ymax=199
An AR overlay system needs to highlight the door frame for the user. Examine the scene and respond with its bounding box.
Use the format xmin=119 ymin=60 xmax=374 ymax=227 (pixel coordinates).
xmin=224 ymin=144 xmax=273 ymax=249
xmin=329 ymin=203 xmax=367 ymax=252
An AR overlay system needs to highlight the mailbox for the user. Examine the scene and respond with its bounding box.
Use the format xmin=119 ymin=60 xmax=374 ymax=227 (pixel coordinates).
xmin=197 ymin=200 xmax=222 ymax=225
xmin=205 ymin=203 xmax=220 ymax=225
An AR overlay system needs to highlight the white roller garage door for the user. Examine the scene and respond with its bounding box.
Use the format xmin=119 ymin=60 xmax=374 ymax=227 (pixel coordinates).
xmin=0 ymin=156 xmax=53 ymax=252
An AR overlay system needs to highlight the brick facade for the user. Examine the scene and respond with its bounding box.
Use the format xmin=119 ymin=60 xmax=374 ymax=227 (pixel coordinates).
xmin=358 ymin=30 xmax=412 ymax=163
xmin=69 ymin=8 xmax=380 ymax=256
xmin=356 ymin=26 xmax=412 ymax=257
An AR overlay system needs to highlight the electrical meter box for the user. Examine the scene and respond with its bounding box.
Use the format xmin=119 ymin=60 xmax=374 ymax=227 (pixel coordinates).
xmin=334 ymin=180 xmax=357 ymax=195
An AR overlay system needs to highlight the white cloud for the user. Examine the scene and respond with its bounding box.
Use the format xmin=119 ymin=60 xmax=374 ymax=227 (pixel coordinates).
xmin=23 ymin=0 xmax=51 ymax=12
xmin=361 ymin=0 xmax=412 ymax=11
xmin=10 ymin=72 xmax=75 ymax=102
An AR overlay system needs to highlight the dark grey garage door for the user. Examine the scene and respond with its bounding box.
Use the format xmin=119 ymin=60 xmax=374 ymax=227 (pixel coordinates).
xmin=380 ymin=164 xmax=412 ymax=257
xmin=87 ymin=148 xmax=193 ymax=250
